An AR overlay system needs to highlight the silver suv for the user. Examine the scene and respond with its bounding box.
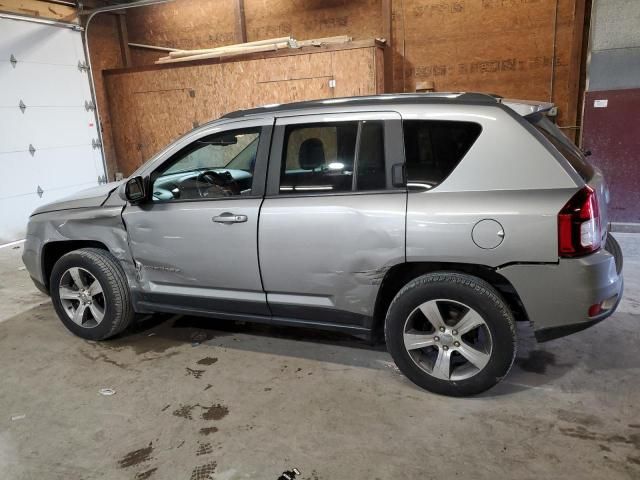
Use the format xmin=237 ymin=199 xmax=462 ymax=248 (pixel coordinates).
xmin=22 ymin=93 xmax=624 ymax=396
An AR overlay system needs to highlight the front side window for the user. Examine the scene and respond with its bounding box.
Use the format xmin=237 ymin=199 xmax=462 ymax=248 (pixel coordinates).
xmin=403 ymin=120 xmax=481 ymax=190
xmin=280 ymin=120 xmax=386 ymax=194
xmin=152 ymin=128 xmax=260 ymax=202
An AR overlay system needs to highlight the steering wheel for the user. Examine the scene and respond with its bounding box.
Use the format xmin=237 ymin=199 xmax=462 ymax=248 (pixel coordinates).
xmin=195 ymin=170 xmax=240 ymax=198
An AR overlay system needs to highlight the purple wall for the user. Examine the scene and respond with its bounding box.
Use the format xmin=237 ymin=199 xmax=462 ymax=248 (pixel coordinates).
xmin=582 ymin=89 xmax=640 ymax=224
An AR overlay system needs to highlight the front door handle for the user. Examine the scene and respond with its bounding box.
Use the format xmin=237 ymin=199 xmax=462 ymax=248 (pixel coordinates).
xmin=213 ymin=212 xmax=248 ymax=224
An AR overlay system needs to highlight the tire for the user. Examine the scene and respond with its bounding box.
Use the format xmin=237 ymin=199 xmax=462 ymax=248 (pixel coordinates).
xmin=605 ymin=234 xmax=623 ymax=274
xmin=50 ymin=248 xmax=134 ymax=340
xmin=384 ymin=272 xmax=516 ymax=396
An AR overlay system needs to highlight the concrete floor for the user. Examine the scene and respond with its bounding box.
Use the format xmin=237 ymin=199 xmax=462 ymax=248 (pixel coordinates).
xmin=0 ymin=235 xmax=639 ymax=480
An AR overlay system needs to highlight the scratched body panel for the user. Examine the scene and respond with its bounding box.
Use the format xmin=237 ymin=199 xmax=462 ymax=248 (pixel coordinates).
xmin=22 ymin=205 xmax=137 ymax=292
xmin=258 ymin=193 xmax=406 ymax=320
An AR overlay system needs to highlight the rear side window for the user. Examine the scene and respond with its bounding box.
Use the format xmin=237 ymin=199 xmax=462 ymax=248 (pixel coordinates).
xmin=527 ymin=113 xmax=594 ymax=181
xmin=403 ymin=120 xmax=481 ymax=190
xmin=280 ymin=120 xmax=387 ymax=194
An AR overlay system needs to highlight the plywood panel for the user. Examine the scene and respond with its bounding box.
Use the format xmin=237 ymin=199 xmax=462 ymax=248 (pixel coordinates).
xmin=125 ymin=0 xmax=237 ymax=51
xmin=104 ymin=46 xmax=381 ymax=175
xmin=88 ymin=14 xmax=124 ymax=178
xmin=130 ymin=46 xmax=164 ymax=67
xmin=0 ymin=0 xmax=77 ymax=22
xmin=134 ymin=89 xmax=198 ymax=160
xmin=244 ymin=0 xmax=382 ymax=41
xmin=117 ymin=0 xmax=585 ymax=134
xmin=257 ymin=77 xmax=333 ymax=105
xmin=333 ymin=48 xmax=378 ymax=97
xmin=390 ymin=0 xmax=582 ymax=128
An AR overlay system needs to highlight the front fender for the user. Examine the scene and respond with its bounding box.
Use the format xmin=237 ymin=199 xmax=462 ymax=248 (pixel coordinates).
xmin=23 ymin=207 xmax=138 ymax=294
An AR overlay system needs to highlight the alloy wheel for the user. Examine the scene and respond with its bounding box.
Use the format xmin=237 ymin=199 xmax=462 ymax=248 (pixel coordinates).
xmin=402 ymin=299 xmax=493 ymax=381
xmin=58 ymin=267 xmax=106 ymax=328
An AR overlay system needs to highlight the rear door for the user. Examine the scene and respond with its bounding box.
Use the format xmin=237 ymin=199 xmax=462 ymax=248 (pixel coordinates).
xmin=258 ymin=112 xmax=406 ymax=331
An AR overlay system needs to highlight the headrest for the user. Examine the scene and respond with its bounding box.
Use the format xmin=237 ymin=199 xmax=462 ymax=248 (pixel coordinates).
xmin=298 ymin=138 xmax=325 ymax=170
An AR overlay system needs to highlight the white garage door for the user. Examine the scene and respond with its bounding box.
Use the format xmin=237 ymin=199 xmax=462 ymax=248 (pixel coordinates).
xmin=0 ymin=15 xmax=105 ymax=245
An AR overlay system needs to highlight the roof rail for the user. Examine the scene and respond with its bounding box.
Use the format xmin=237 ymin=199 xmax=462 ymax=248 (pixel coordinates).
xmin=222 ymin=92 xmax=502 ymax=119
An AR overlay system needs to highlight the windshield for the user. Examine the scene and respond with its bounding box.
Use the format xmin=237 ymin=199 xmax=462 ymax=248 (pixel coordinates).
xmin=527 ymin=113 xmax=594 ymax=181
xmin=224 ymin=136 xmax=259 ymax=170
xmin=161 ymin=132 xmax=259 ymax=176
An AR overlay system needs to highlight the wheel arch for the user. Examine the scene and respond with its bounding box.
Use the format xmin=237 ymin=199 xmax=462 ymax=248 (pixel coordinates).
xmin=41 ymin=240 xmax=110 ymax=290
xmin=373 ymin=261 xmax=529 ymax=337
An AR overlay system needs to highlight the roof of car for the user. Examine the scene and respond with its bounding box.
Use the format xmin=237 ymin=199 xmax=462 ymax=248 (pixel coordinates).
xmin=221 ymin=92 xmax=503 ymax=119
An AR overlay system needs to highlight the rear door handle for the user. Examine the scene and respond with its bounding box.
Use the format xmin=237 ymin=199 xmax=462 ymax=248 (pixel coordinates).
xmin=213 ymin=212 xmax=248 ymax=224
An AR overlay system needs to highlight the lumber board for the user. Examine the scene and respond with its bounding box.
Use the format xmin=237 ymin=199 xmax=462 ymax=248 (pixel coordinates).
xmin=159 ymin=36 xmax=352 ymax=65
xmin=167 ymin=36 xmax=291 ymax=58
xmin=156 ymin=41 xmax=289 ymax=64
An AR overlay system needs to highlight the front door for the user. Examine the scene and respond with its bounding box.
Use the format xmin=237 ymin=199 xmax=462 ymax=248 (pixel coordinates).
xmin=258 ymin=112 xmax=406 ymax=331
xmin=122 ymin=120 xmax=271 ymax=317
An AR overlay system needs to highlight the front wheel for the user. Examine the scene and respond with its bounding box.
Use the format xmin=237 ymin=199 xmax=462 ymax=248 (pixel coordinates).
xmin=385 ymin=272 xmax=516 ymax=396
xmin=50 ymin=248 xmax=134 ymax=340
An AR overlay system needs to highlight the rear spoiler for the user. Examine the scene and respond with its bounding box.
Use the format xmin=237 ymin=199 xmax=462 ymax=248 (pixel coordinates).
xmin=498 ymin=98 xmax=556 ymax=117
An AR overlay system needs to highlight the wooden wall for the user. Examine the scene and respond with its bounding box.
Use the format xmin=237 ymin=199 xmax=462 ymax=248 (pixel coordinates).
xmin=126 ymin=0 xmax=239 ymax=50
xmin=93 ymin=0 xmax=587 ymax=177
xmin=104 ymin=44 xmax=384 ymax=175
xmin=124 ymin=0 xmax=586 ymax=131
xmin=87 ymin=13 xmax=126 ymax=178
xmin=396 ymin=0 xmax=585 ymax=131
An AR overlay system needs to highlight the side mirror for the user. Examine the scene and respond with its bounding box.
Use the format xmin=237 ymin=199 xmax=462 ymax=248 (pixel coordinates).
xmin=124 ymin=176 xmax=147 ymax=203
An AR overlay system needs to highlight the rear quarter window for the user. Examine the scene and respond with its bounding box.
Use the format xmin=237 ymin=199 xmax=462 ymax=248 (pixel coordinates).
xmin=403 ymin=120 xmax=482 ymax=190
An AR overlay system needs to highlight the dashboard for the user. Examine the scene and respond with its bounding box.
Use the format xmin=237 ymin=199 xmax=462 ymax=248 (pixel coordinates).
xmin=152 ymin=168 xmax=253 ymax=201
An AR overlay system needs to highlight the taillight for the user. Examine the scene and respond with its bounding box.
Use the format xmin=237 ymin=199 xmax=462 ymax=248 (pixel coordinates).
xmin=558 ymin=186 xmax=601 ymax=257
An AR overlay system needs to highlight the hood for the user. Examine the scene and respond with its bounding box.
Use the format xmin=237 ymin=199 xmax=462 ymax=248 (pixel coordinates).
xmin=32 ymin=181 xmax=124 ymax=216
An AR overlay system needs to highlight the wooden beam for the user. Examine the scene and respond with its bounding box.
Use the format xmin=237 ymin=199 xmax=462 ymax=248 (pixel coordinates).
xmin=156 ymin=42 xmax=289 ymax=64
xmin=105 ymin=40 xmax=383 ymax=75
xmin=168 ymin=37 xmax=291 ymax=58
xmin=159 ymin=36 xmax=351 ymax=64
xmin=568 ymin=0 xmax=589 ymax=144
xmin=128 ymin=42 xmax=180 ymax=52
xmin=116 ymin=13 xmax=131 ymax=67
xmin=234 ymin=0 xmax=247 ymax=43
xmin=381 ymin=0 xmax=393 ymax=93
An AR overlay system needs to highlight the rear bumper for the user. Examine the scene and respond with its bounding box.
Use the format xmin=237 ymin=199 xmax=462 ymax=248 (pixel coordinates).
xmin=499 ymin=248 xmax=623 ymax=342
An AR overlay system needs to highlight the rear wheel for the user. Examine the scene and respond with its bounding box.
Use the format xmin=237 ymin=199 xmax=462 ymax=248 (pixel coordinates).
xmin=50 ymin=248 xmax=134 ymax=340
xmin=385 ymin=272 xmax=516 ymax=396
